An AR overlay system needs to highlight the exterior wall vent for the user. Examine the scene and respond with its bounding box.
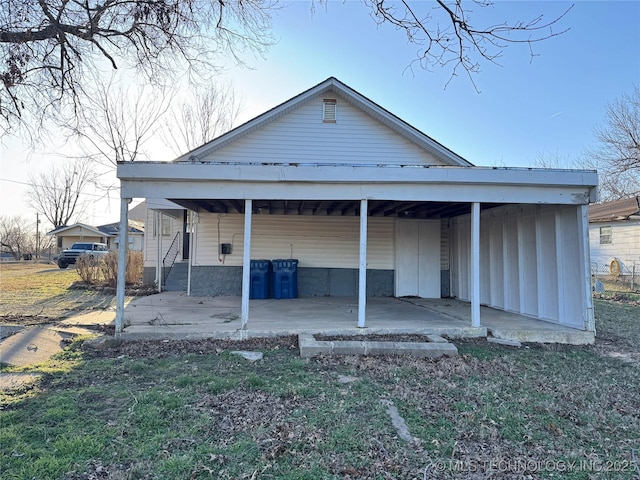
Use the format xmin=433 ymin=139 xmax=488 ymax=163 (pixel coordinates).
xmin=323 ymin=99 xmax=337 ymax=123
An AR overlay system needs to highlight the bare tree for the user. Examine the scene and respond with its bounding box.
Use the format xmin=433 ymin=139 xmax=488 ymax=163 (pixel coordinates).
xmin=0 ymin=215 xmax=34 ymax=259
xmin=360 ymin=0 xmax=573 ymax=90
xmin=0 ymin=0 xmax=276 ymax=132
xmin=27 ymin=159 xmax=97 ymax=228
xmin=585 ymin=87 xmax=640 ymax=202
xmin=1 ymin=1 xmax=573 ymax=134
xmin=163 ymin=83 xmax=241 ymax=156
xmin=68 ymin=79 xmax=172 ymax=167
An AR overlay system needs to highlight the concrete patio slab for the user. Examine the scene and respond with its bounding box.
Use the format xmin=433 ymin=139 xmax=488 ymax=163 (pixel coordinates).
xmin=117 ymin=292 xmax=593 ymax=344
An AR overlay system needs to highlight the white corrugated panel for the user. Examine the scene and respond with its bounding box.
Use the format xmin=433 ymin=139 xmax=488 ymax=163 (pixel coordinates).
xmin=193 ymin=214 xmax=394 ymax=269
xmin=199 ymin=98 xmax=447 ymax=166
xmin=440 ymin=219 xmax=450 ymax=270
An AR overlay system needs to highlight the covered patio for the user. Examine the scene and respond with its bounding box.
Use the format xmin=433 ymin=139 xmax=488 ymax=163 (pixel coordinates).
xmin=118 ymin=292 xmax=594 ymax=345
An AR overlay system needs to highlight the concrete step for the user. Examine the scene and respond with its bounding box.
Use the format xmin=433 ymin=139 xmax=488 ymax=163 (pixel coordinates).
xmin=164 ymin=262 xmax=188 ymax=291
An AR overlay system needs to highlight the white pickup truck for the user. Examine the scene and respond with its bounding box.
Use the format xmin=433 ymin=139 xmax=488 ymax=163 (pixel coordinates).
xmin=57 ymin=242 xmax=109 ymax=269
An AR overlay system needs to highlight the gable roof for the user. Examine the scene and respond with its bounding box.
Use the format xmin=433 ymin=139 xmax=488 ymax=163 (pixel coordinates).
xmin=47 ymin=223 xmax=106 ymax=237
xmin=97 ymin=220 xmax=145 ymax=236
xmin=175 ymin=77 xmax=473 ymax=167
xmin=588 ymin=196 xmax=640 ymax=223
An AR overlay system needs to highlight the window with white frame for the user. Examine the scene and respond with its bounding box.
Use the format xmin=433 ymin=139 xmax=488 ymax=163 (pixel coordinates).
xmin=599 ymin=226 xmax=612 ymax=245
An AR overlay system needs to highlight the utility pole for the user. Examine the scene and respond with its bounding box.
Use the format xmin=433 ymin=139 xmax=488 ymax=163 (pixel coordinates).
xmin=36 ymin=213 xmax=40 ymax=259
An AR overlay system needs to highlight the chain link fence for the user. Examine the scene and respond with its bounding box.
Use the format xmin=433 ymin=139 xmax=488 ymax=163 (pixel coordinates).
xmin=591 ymin=261 xmax=639 ymax=294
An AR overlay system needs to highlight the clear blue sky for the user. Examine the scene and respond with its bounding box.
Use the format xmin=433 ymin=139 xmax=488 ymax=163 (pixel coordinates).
xmin=1 ymin=0 xmax=639 ymax=227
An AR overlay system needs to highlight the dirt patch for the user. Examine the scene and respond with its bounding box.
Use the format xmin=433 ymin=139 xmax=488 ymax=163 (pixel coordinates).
xmin=69 ymin=281 xmax=157 ymax=296
xmin=83 ymin=335 xmax=300 ymax=358
xmin=0 ymin=314 xmax=56 ymax=326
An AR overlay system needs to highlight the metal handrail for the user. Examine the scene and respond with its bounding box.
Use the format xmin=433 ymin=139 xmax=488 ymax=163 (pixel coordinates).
xmin=162 ymin=232 xmax=181 ymax=284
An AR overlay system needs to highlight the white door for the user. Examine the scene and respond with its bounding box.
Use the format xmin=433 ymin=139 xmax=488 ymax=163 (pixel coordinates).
xmin=395 ymin=220 xmax=441 ymax=298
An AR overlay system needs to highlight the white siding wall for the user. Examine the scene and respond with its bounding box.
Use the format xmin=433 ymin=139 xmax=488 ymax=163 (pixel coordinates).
xmin=589 ymin=220 xmax=640 ymax=273
xmin=192 ymin=214 xmax=395 ymax=269
xmin=143 ymin=209 xmax=183 ymax=267
xmin=450 ymin=204 xmax=590 ymax=328
xmin=200 ymin=98 xmax=447 ymax=166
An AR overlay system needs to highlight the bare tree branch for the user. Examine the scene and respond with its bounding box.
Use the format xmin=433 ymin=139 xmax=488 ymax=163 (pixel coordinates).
xmin=584 ymin=86 xmax=640 ymax=202
xmin=27 ymin=158 xmax=97 ymax=227
xmin=67 ymin=77 xmax=172 ymax=167
xmin=163 ymin=82 xmax=241 ymax=156
xmin=361 ymin=0 xmax=573 ymax=91
xmin=0 ymin=0 xmax=277 ymax=132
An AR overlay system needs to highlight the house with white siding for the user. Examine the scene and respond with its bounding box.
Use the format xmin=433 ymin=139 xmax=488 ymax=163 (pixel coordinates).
xmin=588 ymin=196 xmax=640 ymax=278
xmin=114 ymin=77 xmax=598 ymax=338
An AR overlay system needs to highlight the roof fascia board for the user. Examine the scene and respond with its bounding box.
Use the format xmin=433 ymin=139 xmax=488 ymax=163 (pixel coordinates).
xmin=118 ymin=162 xmax=597 ymax=189
xmin=122 ymin=180 xmax=592 ymax=205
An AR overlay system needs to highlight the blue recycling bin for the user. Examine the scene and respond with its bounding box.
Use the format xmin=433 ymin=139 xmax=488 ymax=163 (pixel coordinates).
xmin=272 ymin=259 xmax=298 ymax=299
xmin=250 ymin=260 xmax=271 ymax=299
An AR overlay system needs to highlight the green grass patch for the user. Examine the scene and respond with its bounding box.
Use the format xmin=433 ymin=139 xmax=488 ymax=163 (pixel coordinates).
xmin=1 ymin=300 xmax=640 ymax=479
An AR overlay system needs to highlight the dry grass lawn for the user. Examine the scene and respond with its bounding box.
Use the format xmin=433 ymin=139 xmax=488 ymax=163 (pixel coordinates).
xmin=0 ymin=263 xmax=119 ymax=321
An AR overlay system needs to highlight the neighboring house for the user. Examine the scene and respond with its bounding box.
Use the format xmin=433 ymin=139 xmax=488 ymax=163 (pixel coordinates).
xmin=588 ymin=196 xmax=640 ymax=277
xmin=49 ymin=219 xmax=145 ymax=253
xmin=48 ymin=223 xmax=110 ymax=253
xmin=115 ymin=77 xmax=598 ymax=333
xmin=97 ymin=221 xmax=145 ymax=252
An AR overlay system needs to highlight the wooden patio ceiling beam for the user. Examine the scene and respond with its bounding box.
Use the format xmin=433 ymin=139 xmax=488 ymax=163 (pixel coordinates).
xmin=384 ymin=201 xmax=424 ymax=216
xmin=313 ymin=201 xmax=331 ymax=215
xmin=370 ymin=201 xmax=398 ymax=216
xmin=228 ymin=199 xmax=244 ymax=214
xmin=328 ymin=201 xmax=357 ymax=215
xmin=171 ymin=199 xmax=204 ymax=213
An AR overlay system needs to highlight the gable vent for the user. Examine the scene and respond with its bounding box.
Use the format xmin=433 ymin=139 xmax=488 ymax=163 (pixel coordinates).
xmin=323 ymin=99 xmax=337 ymax=123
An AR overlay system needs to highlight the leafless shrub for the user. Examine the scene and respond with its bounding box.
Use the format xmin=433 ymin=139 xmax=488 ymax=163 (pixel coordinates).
xmin=77 ymin=251 xmax=144 ymax=286
xmin=76 ymin=255 xmax=102 ymax=285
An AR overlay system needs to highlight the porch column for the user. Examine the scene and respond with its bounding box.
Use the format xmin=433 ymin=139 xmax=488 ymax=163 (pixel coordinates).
xmin=187 ymin=210 xmax=195 ymax=296
xmin=115 ymin=197 xmax=130 ymax=334
xmin=241 ymin=199 xmax=253 ymax=330
xmin=358 ymin=199 xmax=368 ymax=328
xmin=579 ymin=204 xmax=596 ymax=332
xmin=156 ymin=212 xmax=162 ymax=293
xmin=471 ymin=202 xmax=481 ymax=327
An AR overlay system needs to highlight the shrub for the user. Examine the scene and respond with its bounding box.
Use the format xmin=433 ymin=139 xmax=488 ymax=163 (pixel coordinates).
xmin=76 ymin=255 xmax=101 ymax=284
xmin=76 ymin=251 xmax=144 ymax=286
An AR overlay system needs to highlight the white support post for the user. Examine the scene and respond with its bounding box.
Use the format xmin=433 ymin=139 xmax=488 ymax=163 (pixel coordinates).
xmin=534 ymin=207 xmax=546 ymax=319
xmin=471 ymin=202 xmax=481 ymax=327
xmin=157 ymin=212 xmax=162 ymax=293
xmin=517 ymin=214 xmax=526 ymax=314
xmin=555 ymin=209 xmax=565 ymax=322
xmin=187 ymin=210 xmax=194 ymax=296
xmin=358 ymin=199 xmax=368 ymax=328
xmin=579 ymin=205 xmax=595 ymax=333
xmin=241 ymin=199 xmax=253 ymax=331
xmin=115 ymin=197 xmax=130 ymax=334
